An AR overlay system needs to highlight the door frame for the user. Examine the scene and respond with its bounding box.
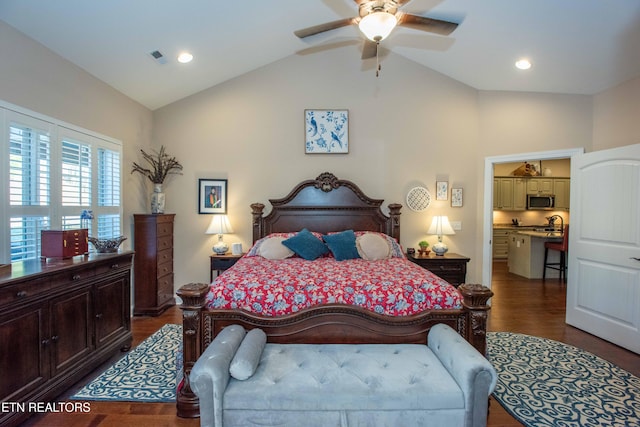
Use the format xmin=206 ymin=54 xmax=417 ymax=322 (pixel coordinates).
xmin=482 ymin=148 xmax=585 ymax=287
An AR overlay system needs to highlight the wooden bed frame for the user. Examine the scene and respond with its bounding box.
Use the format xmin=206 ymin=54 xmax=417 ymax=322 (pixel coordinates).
xmin=176 ymin=172 xmax=493 ymax=418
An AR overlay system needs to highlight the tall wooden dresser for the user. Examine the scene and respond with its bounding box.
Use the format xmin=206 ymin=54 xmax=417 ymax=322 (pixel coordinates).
xmin=133 ymin=214 xmax=175 ymax=316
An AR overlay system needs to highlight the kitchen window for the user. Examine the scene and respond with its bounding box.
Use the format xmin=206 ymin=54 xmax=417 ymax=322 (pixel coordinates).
xmin=1 ymin=102 xmax=123 ymax=262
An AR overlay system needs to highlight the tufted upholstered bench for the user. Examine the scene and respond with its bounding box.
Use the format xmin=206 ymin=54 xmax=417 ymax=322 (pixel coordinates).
xmin=190 ymin=323 xmax=497 ymax=427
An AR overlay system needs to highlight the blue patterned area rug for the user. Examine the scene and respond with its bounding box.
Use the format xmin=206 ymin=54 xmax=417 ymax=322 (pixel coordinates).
xmin=487 ymin=332 xmax=640 ymax=427
xmin=71 ymin=323 xmax=181 ymax=402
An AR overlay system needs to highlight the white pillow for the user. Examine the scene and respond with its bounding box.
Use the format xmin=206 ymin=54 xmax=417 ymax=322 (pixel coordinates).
xmin=258 ymin=236 xmax=294 ymax=260
xmin=356 ymin=232 xmax=391 ymax=260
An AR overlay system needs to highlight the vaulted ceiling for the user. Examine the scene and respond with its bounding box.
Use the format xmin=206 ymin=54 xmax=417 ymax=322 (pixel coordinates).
xmin=2 ymin=0 xmax=639 ymax=110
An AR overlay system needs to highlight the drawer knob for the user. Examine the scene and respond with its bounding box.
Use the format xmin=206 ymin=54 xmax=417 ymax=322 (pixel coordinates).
xmin=72 ymin=274 xmax=81 ymax=280
xmin=111 ymin=264 xmax=119 ymax=269
xmin=95 ymin=313 xmax=103 ymax=319
xmin=16 ymin=290 xmax=28 ymax=298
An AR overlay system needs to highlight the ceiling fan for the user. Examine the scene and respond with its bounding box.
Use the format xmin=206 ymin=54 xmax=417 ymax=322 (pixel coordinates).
xmin=294 ymin=0 xmax=459 ymax=67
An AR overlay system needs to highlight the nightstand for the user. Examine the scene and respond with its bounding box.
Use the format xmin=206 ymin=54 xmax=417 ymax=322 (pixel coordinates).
xmin=407 ymin=252 xmax=470 ymax=287
xmin=210 ymin=253 xmax=244 ymax=282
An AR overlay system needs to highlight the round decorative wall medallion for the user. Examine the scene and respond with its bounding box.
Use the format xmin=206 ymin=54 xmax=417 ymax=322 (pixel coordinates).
xmin=406 ymin=186 xmax=431 ymax=212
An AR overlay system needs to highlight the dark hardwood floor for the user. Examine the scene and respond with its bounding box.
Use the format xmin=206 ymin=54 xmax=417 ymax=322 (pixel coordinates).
xmin=25 ymin=260 xmax=640 ymax=426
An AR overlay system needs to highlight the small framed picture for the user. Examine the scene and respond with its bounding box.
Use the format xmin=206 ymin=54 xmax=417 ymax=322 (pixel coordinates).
xmin=436 ymin=181 xmax=448 ymax=201
xmin=304 ymin=109 xmax=349 ymax=154
xmin=451 ymin=188 xmax=463 ymax=207
xmin=199 ymin=179 xmax=227 ymax=214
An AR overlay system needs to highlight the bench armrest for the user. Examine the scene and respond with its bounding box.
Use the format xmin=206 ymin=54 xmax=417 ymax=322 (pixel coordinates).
xmin=428 ymin=324 xmax=497 ymax=427
xmin=190 ymin=325 xmax=246 ymax=427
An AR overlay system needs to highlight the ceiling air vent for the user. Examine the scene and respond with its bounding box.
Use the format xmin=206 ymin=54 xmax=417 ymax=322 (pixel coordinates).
xmin=149 ymin=50 xmax=168 ymax=65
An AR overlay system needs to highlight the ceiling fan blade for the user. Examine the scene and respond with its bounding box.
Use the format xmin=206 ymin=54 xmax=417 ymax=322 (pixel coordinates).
xmin=361 ymin=40 xmax=378 ymax=59
xmin=294 ymin=18 xmax=357 ymax=39
xmin=397 ymin=13 xmax=458 ymax=36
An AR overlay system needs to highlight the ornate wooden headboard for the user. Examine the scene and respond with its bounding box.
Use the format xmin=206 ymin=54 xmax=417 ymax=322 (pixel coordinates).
xmin=251 ymin=172 xmax=401 ymax=242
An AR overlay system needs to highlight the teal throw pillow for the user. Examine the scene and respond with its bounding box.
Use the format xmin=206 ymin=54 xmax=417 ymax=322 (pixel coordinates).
xmin=323 ymin=230 xmax=360 ymax=261
xmin=282 ymin=229 xmax=329 ymax=260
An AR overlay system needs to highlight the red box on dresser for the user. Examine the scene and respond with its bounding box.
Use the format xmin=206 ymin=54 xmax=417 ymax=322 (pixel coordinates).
xmin=41 ymin=229 xmax=88 ymax=259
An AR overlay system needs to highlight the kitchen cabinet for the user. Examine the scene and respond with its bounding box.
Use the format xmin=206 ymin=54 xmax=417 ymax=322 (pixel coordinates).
xmin=554 ymin=178 xmax=571 ymax=210
xmin=0 ymin=252 xmax=132 ymax=427
xmin=494 ymin=177 xmax=570 ymax=211
xmin=493 ymin=228 xmax=511 ymax=259
xmin=527 ymin=178 xmax=554 ymax=194
xmin=493 ymin=178 xmax=526 ymax=211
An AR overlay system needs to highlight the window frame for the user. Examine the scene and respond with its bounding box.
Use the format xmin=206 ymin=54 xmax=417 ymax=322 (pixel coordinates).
xmin=1 ymin=100 xmax=123 ymax=263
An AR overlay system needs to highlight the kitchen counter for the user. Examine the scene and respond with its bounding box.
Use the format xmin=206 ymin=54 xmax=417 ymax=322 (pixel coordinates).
xmin=513 ymin=230 xmax=563 ymax=239
xmin=507 ymin=230 xmax=563 ymax=279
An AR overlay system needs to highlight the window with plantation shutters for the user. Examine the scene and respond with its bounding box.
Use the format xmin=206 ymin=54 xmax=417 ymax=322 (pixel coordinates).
xmin=1 ymin=102 xmax=123 ymax=263
xmin=61 ymin=139 xmax=91 ymax=206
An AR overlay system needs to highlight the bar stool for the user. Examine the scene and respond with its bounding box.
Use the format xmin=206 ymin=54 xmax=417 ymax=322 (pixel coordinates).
xmin=543 ymin=225 xmax=569 ymax=282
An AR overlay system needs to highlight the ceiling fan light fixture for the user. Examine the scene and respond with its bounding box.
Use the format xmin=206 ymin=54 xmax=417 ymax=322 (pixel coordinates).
xmin=359 ymin=11 xmax=397 ymax=42
xmin=515 ymin=58 xmax=532 ymax=70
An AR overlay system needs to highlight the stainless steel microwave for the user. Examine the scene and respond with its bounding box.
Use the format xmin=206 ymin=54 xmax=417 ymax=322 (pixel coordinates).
xmin=527 ymin=194 xmax=555 ymax=210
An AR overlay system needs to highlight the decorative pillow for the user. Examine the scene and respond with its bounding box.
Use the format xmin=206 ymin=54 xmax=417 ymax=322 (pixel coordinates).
xmin=257 ymin=236 xmax=295 ymax=260
xmin=230 ymin=328 xmax=267 ymax=380
xmin=356 ymin=232 xmax=392 ymax=260
xmin=322 ymin=230 xmax=360 ymax=261
xmin=354 ymin=231 xmax=404 ymax=258
xmin=247 ymin=232 xmax=298 ymax=257
xmin=282 ymin=229 xmax=329 ymax=260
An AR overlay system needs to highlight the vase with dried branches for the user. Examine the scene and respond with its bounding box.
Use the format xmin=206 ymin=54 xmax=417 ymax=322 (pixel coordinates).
xmin=131 ymin=146 xmax=183 ymax=214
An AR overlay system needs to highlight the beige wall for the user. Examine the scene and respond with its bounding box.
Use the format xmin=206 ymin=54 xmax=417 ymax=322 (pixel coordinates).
xmin=2 ymin=20 xmax=640 ymax=291
xmin=153 ymin=47 xmax=481 ymax=285
xmin=0 ymin=21 xmax=153 ymax=247
xmin=593 ymin=75 xmax=640 ymax=150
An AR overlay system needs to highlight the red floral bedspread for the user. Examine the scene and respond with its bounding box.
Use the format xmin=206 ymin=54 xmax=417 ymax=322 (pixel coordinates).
xmin=205 ymin=256 xmax=462 ymax=316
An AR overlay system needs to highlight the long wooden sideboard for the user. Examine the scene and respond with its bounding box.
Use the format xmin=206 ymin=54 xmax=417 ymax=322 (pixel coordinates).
xmin=0 ymin=251 xmax=133 ymax=427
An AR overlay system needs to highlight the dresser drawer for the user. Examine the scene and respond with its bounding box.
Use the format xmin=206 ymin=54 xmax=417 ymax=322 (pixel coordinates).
xmin=157 ymin=260 xmax=173 ymax=279
xmin=157 ymin=248 xmax=173 ymax=266
xmin=157 ymin=274 xmax=174 ymax=303
xmin=0 ymin=278 xmax=51 ymax=306
xmin=156 ymin=221 xmax=173 ymax=237
xmin=157 ymin=235 xmax=173 ymax=252
xmin=50 ymin=266 xmax=96 ymax=287
xmin=95 ymin=258 xmax=132 ymax=276
xmin=429 ymin=263 xmax=464 ymax=274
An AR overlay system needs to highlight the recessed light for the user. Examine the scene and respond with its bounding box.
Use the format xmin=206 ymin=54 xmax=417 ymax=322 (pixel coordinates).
xmin=515 ymin=59 xmax=532 ymax=70
xmin=177 ymin=52 xmax=193 ymax=64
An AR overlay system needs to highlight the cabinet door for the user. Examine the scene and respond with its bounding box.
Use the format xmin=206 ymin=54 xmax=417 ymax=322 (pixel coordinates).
xmin=497 ymin=178 xmax=514 ymax=209
xmin=513 ymin=178 xmax=527 ymax=210
xmin=0 ymin=303 xmax=49 ymax=401
xmin=528 ymin=178 xmax=554 ymax=194
xmin=554 ymin=178 xmax=570 ymax=210
xmin=50 ymin=286 xmax=93 ymax=376
xmin=94 ymin=273 xmax=130 ymax=349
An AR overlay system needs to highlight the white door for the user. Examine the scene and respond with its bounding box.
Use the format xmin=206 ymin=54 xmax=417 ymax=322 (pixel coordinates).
xmin=566 ymin=143 xmax=640 ymax=354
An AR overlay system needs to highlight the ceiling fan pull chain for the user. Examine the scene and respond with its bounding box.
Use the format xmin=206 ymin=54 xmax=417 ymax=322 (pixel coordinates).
xmin=376 ymin=42 xmax=381 ymax=77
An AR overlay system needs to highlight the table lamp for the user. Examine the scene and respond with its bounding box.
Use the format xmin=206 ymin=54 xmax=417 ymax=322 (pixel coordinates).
xmin=428 ymin=216 xmax=455 ymax=256
xmin=206 ymin=215 xmax=233 ymax=254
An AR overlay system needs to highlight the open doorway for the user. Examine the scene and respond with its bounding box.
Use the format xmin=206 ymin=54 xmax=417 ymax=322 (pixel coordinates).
xmin=481 ymin=148 xmax=584 ymax=287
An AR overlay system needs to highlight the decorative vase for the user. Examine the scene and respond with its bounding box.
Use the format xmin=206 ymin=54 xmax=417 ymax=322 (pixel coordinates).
xmin=151 ymin=183 xmax=165 ymax=214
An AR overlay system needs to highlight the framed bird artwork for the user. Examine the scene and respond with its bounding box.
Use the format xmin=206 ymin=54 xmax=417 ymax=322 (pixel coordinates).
xmin=304 ymin=109 xmax=349 ymax=154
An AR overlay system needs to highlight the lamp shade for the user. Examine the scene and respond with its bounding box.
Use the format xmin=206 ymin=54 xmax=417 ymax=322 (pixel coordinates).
xmin=428 ymin=216 xmax=455 ymax=236
xmin=206 ymin=215 xmax=233 ymax=235
xmin=358 ymin=11 xmax=397 ymax=41
xmin=206 ymin=215 xmax=233 ymax=254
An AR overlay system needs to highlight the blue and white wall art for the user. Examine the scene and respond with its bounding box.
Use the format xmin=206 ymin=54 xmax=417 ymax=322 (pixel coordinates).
xmin=305 ymin=109 xmax=349 ymax=154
